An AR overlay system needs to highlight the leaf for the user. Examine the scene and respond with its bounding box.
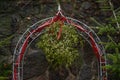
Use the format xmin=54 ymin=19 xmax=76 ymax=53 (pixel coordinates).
xmin=107 ymin=54 xmax=117 ymax=63
xmin=106 ymin=65 xmax=112 ymax=69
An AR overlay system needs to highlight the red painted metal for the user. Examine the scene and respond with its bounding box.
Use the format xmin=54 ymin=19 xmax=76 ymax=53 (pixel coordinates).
xmin=13 ymin=19 xmax=52 ymax=80
xmin=89 ymin=33 xmax=100 ymax=60
xmin=13 ymin=10 xmax=107 ymax=80
xmin=68 ymin=20 xmax=100 ymax=60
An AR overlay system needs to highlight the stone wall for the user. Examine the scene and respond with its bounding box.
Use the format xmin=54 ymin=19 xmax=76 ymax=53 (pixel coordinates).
xmin=0 ymin=0 xmax=116 ymax=79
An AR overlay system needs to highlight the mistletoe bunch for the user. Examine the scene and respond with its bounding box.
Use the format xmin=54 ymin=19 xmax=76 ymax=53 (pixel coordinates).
xmin=36 ymin=22 xmax=80 ymax=68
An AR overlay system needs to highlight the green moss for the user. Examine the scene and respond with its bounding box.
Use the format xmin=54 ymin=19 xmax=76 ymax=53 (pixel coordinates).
xmin=0 ymin=77 xmax=8 ymax=80
xmin=0 ymin=63 xmax=12 ymax=78
xmin=0 ymin=16 xmax=11 ymax=36
xmin=0 ymin=35 xmax=13 ymax=48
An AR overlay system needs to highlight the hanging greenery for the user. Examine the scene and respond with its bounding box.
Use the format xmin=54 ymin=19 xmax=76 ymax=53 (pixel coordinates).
xmin=36 ymin=21 xmax=81 ymax=69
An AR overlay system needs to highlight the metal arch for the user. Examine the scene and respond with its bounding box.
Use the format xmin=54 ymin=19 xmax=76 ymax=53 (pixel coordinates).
xmin=13 ymin=17 xmax=53 ymax=80
xmin=66 ymin=17 xmax=107 ymax=80
xmin=13 ymin=13 xmax=107 ymax=80
xmin=67 ymin=17 xmax=106 ymax=54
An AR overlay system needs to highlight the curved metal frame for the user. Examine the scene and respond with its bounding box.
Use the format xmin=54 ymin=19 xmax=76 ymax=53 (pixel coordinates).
xmin=13 ymin=10 xmax=107 ymax=80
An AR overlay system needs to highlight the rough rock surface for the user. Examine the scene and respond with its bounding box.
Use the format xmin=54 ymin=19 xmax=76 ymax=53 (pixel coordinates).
xmin=0 ymin=1 xmax=105 ymax=79
xmin=23 ymin=42 xmax=98 ymax=80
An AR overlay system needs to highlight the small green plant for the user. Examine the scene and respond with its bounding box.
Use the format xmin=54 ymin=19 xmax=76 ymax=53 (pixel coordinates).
xmin=106 ymin=46 xmax=120 ymax=79
xmin=0 ymin=35 xmax=13 ymax=48
xmin=98 ymin=25 xmax=116 ymax=35
xmin=0 ymin=63 xmax=12 ymax=79
xmin=105 ymin=36 xmax=120 ymax=77
xmin=94 ymin=0 xmax=120 ymax=79
xmin=36 ymin=22 xmax=81 ymax=69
